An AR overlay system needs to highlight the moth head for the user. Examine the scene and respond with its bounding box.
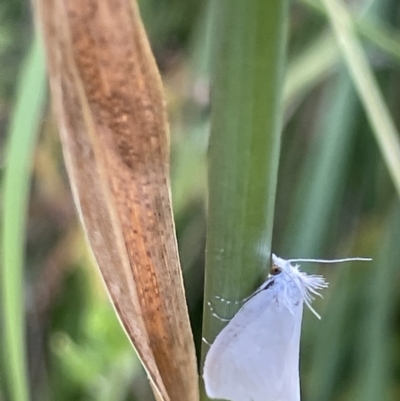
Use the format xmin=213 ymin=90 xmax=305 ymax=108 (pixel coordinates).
xmin=271 ymin=253 xmax=294 ymax=275
xmin=270 ymin=264 xmax=282 ymax=275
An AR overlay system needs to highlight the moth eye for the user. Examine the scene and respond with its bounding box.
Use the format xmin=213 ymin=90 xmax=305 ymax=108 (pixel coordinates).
xmin=271 ymin=265 xmax=281 ymax=275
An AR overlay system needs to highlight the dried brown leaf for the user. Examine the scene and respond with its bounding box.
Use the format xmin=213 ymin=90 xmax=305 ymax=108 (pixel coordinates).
xmin=33 ymin=1 xmax=199 ymax=400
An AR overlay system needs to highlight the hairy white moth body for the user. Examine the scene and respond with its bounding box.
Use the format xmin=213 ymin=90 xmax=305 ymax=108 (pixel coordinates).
xmin=203 ymin=254 xmax=371 ymax=401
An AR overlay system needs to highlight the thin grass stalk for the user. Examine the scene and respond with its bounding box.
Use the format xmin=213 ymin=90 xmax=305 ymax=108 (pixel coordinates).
xmin=201 ymin=0 xmax=289 ymax=398
xmin=321 ymin=0 xmax=400 ymax=198
xmin=283 ymin=71 xmax=357 ymax=257
xmin=286 ymin=72 xmax=359 ymax=401
xmin=299 ymin=0 xmax=400 ymax=64
xmin=284 ymin=32 xmax=339 ymax=111
xmin=1 ymin=37 xmax=47 ymax=401
xmin=352 ymin=205 xmax=399 ymax=401
xmin=307 ymin=268 xmax=355 ymax=401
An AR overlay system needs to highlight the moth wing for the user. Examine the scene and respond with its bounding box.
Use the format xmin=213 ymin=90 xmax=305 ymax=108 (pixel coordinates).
xmin=203 ymin=288 xmax=303 ymax=401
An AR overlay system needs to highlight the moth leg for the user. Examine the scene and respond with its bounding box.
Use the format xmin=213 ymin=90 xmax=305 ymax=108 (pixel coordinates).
xmin=214 ymin=295 xmax=244 ymax=305
xmin=202 ymin=337 xmax=212 ymax=347
xmin=206 ymin=301 xmax=231 ymax=322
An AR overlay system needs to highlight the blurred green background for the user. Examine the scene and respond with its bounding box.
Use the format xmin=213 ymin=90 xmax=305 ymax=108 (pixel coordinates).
xmin=1 ymin=0 xmax=400 ymax=400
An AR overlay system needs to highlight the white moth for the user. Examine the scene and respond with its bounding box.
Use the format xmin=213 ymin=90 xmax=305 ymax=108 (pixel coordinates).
xmin=203 ymin=253 xmax=371 ymax=401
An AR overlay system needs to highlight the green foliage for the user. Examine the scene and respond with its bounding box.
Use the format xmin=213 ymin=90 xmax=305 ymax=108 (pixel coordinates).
xmin=48 ymin=267 xmax=140 ymax=401
xmin=1 ymin=38 xmax=46 ymax=401
xmin=1 ymin=0 xmax=400 ymax=400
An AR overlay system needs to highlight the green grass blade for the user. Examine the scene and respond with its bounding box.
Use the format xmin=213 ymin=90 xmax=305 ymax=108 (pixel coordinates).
xmin=299 ymin=0 xmax=400 ymax=64
xmin=283 ymin=71 xmax=357 ymax=257
xmin=281 ymin=71 xmax=361 ymax=401
xmin=284 ymin=32 xmax=339 ymax=111
xmin=201 ymin=0 xmax=289 ymax=398
xmin=357 ymin=20 xmax=400 ymax=64
xmin=353 ymin=206 xmax=400 ymax=401
xmin=321 ymin=0 xmax=400 ymax=198
xmin=307 ymin=268 xmax=355 ymax=401
xmin=1 ymin=37 xmax=47 ymax=401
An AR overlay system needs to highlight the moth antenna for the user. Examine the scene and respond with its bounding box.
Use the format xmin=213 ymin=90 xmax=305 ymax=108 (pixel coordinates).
xmin=287 ymin=257 xmax=372 ymax=264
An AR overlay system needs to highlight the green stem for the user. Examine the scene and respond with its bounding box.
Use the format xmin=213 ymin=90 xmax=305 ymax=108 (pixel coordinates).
xmin=201 ymin=0 xmax=289 ymax=398
xmin=1 ymin=37 xmax=47 ymax=401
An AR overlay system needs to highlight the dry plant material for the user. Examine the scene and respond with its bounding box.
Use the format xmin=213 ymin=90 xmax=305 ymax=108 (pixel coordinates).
xmin=33 ymin=1 xmax=199 ymax=400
